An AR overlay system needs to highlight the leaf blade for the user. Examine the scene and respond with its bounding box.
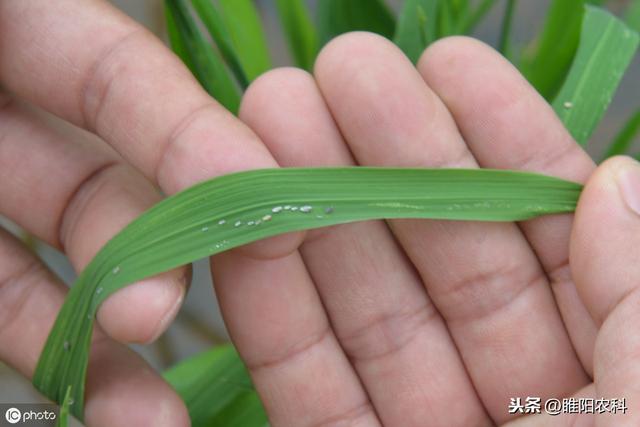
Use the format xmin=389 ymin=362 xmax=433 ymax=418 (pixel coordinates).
xmin=163 ymin=345 xmax=268 ymax=427
xmin=189 ymin=0 xmax=250 ymax=88
xmin=626 ymin=0 xmax=640 ymax=32
xmin=521 ymin=0 xmax=587 ymax=99
xmin=33 ymin=167 xmax=583 ymax=421
xmin=165 ymin=0 xmax=241 ymax=113
xmin=317 ymin=0 xmax=396 ymax=47
xmin=394 ymin=0 xmax=438 ymax=63
xmin=274 ymin=0 xmax=318 ymax=70
xmin=552 ymin=6 xmax=639 ymax=146
xmin=216 ymin=0 xmax=272 ymax=81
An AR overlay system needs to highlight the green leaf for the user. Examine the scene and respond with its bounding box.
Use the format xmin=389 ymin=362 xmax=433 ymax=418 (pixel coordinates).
xmin=55 ymin=386 xmax=72 ymax=427
xmin=521 ymin=0 xmax=585 ymax=99
xmin=521 ymin=0 xmax=605 ymax=100
xmin=164 ymin=346 xmax=268 ymax=427
xmin=449 ymin=0 xmax=470 ymax=24
xmin=552 ymin=6 xmax=639 ymax=146
xmin=190 ymin=0 xmax=250 ymax=89
xmin=498 ymin=0 xmax=517 ymax=56
xmin=626 ymin=0 xmax=640 ymax=32
xmin=275 ymin=0 xmax=318 ymax=70
xmin=165 ymin=0 xmax=241 ymax=113
xmin=437 ymin=0 xmax=454 ymax=38
xmin=216 ymin=0 xmax=272 ymax=81
xmin=166 ymin=2 xmax=196 ymax=73
xmin=394 ymin=0 xmax=438 ymax=63
xmin=602 ymin=109 xmax=640 ymax=160
xmin=456 ymin=0 xmax=497 ymax=34
xmin=317 ymin=0 xmax=396 ymax=47
xmin=33 ymin=167 xmax=582 ymax=421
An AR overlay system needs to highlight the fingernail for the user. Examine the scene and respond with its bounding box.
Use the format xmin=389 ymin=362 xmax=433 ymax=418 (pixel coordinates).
xmin=617 ymin=158 xmax=640 ymax=216
xmin=144 ymin=283 xmax=185 ymax=344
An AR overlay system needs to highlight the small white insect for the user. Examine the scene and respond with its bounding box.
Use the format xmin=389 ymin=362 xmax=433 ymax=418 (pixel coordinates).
xmin=299 ymin=205 xmax=312 ymax=213
xmin=112 ymin=266 xmax=120 ymax=275
xmin=284 ymin=205 xmax=292 ymax=210
xmin=272 ymin=206 xmax=283 ymax=213
xmin=63 ymin=341 xmax=71 ymax=351
xmin=324 ymin=207 xmax=334 ymax=214
xmin=563 ymin=101 xmax=574 ymax=109
xmin=218 ymin=219 xmax=226 ymax=225
xmin=201 ymin=226 xmax=209 ymax=232
xmin=291 ymin=206 xmax=299 ymax=211
xmin=234 ymin=221 xmax=242 ymax=227
xmin=247 ymin=221 xmax=255 ymax=226
xmin=262 ymin=214 xmax=273 ymax=221
xmin=96 ymin=287 xmax=103 ymax=294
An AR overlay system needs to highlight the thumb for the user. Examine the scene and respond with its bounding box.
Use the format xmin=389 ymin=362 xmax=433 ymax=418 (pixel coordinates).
xmin=571 ymin=155 xmax=640 ymax=426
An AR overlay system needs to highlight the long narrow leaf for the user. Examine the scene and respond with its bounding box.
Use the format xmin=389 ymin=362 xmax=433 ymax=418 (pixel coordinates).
xmin=456 ymin=0 xmax=497 ymax=34
xmin=626 ymin=0 xmax=640 ymax=32
xmin=317 ymin=0 xmax=395 ymax=47
xmin=552 ymin=6 xmax=639 ymax=146
xmin=449 ymin=0 xmax=470 ymax=24
xmin=33 ymin=167 xmax=582 ymax=420
xmin=190 ymin=0 xmax=250 ymax=89
xmin=165 ymin=0 xmax=241 ymax=113
xmin=437 ymin=0 xmax=454 ymax=38
xmin=216 ymin=0 xmax=272 ymax=81
xmin=394 ymin=0 xmax=438 ymax=63
xmin=498 ymin=0 xmax=517 ymax=56
xmin=275 ymin=0 xmax=318 ymax=70
xmin=164 ymin=346 xmax=268 ymax=426
xmin=55 ymin=386 xmax=72 ymax=427
xmin=166 ymin=2 xmax=196 ymax=73
xmin=521 ymin=0 xmax=587 ymax=100
xmin=602 ymin=109 xmax=640 ymax=160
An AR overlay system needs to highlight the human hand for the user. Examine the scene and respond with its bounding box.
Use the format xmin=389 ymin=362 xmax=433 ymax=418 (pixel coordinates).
xmin=2 ymin=2 xmax=638 ymax=427
xmin=0 ymin=1 xmax=301 ymax=426
xmin=232 ymin=34 xmax=639 ymax=426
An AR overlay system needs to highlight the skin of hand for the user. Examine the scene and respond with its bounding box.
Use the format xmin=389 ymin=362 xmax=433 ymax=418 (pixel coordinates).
xmin=0 ymin=1 xmax=638 ymax=426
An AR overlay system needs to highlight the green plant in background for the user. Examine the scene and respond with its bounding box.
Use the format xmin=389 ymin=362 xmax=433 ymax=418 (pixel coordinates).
xmin=32 ymin=0 xmax=638 ymax=426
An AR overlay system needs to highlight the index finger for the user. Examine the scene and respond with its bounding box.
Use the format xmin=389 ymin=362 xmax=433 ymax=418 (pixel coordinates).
xmin=0 ymin=0 xmax=273 ymax=192
xmin=0 ymin=0 xmax=303 ymax=255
